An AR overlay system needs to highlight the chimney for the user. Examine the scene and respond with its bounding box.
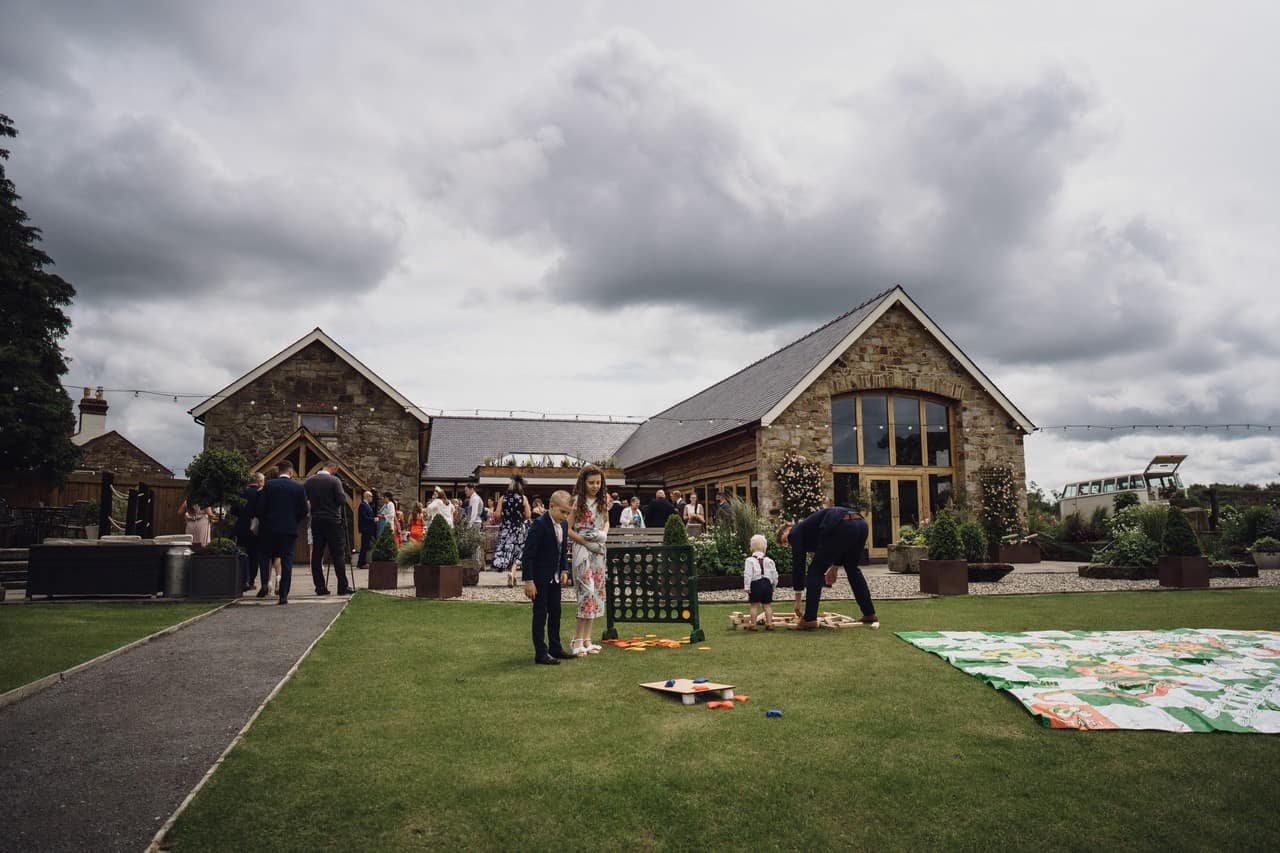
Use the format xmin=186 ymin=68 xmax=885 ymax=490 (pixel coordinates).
xmin=72 ymin=386 xmax=109 ymax=446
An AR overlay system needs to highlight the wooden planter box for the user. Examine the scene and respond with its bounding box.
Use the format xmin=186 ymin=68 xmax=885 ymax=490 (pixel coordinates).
xmin=414 ymin=564 xmax=463 ymax=599
xmin=1251 ymin=551 xmax=1280 ymax=570
xmin=189 ymin=554 xmax=242 ymax=598
xmin=887 ymin=544 xmax=927 ymax=574
xmin=919 ymin=559 xmax=968 ymax=595
xmin=1158 ymin=556 xmax=1210 ymax=588
xmin=996 ymin=543 xmax=1040 ymax=564
xmin=367 ymin=561 xmax=398 ymax=590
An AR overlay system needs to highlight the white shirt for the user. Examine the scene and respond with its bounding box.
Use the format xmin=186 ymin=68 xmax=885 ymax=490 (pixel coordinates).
xmin=743 ymin=551 xmax=778 ymax=590
xmin=467 ymin=492 xmax=483 ymax=523
xmin=380 ymin=500 xmax=395 ymax=525
xmin=426 ymin=498 xmax=454 ymax=527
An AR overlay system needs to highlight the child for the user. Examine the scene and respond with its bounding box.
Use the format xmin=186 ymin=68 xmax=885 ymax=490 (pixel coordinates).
xmin=567 ymin=465 xmax=610 ymax=656
xmin=516 ymin=490 xmax=574 ymax=665
xmin=743 ymin=534 xmax=778 ymax=630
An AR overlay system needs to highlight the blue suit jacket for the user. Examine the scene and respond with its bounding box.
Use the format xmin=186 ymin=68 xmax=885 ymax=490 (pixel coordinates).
xmin=358 ymin=499 xmax=377 ymax=537
xmin=519 ymin=512 xmax=569 ymax=584
xmin=790 ymin=506 xmax=861 ymax=570
xmin=256 ymin=476 xmax=309 ymax=537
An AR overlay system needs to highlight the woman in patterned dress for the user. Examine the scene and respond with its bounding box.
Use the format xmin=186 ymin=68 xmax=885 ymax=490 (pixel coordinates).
xmin=492 ymin=475 xmax=532 ymax=585
xmin=568 ymin=464 xmax=610 ymax=656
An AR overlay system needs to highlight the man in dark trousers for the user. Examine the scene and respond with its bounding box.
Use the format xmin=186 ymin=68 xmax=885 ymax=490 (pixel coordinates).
xmin=256 ymin=461 xmax=309 ymax=605
xmin=782 ymin=505 xmax=877 ymax=630
xmin=646 ymin=489 xmax=676 ymax=529
xmin=356 ymin=490 xmax=377 ymax=569
xmin=515 ymin=489 xmax=576 ymax=665
xmin=304 ymin=460 xmax=352 ymax=595
xmin=233 ymin=472 xmax=267 ymax=596
xmin=608 ymin=492 xmax=624 ymax=528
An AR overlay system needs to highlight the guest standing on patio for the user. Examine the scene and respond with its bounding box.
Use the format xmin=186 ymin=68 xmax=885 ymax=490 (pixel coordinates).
xmin=356 ymin=490 xmax=377 ymax=568
xmin=619 ymin=496 xmax=643 ymax=528
xmin=233 ymin=472 xmax=266 ymax=592
xmin=179 ymin=500 xmax=211 ymax=547
xmin=406 ymin=501 xmax=426 ymax=543
xmin=492 ymin=475 xmax=532 ymax=586
xmin=304 ymin=461 xmax=352 ymax=596
xmin=568 ymin=464 xmax=610 ymax=656
xmin=426 ymin=487 xmax=454 ymax=527
xmin=256 ymin=461 xmax=309 ymax=605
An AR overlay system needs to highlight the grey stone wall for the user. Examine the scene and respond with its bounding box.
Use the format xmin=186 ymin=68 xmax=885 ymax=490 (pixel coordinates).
xmin=201 ymin=342 xmax=422 ymax=499
xmin=756 ymin=303 xmax=1028 ymax=518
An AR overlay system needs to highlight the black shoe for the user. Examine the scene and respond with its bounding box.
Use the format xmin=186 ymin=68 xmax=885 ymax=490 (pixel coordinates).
xmin=277 ymin=596 xmax=288 ymax=605
xmin=337 ymin=587 xmax=353 ymax=596
xmin=316 ymin=588 xmax=331 ymax=596
xmin=535 ymin=654 xmax=561 ymax=665
xmin=256 ymin=587 xmax=269 ymax=598
xmin=551 ymin=649 xmax=576 ymax=660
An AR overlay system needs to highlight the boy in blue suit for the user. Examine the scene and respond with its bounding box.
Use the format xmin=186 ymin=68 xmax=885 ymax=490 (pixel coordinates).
xmin=515 ymin=490 xmax=576 ymax=665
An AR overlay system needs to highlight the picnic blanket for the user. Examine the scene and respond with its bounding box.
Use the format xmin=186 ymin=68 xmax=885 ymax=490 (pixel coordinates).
xmin=897 ymin=629 xmax=1280 ymax=733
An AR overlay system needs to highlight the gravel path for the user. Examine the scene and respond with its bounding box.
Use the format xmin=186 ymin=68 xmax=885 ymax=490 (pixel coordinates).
xmin=0 ymin=600 xmax=345 ymax=853
xmin=375 ymin=568 xmax=1280 ymax=604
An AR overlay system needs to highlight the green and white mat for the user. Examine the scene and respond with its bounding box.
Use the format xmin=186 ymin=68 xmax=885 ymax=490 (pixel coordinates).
xmin=898 ymin=629 xmax=1280 ymax=733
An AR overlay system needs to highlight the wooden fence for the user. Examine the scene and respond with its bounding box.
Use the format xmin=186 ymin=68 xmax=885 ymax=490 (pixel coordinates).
xmin=2 ymin=472 xmax=189 ymax=537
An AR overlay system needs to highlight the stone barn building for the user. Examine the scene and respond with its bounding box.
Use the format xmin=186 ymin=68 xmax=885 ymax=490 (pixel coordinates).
xmin=615 ymin=286 xmax=1034 ymax=557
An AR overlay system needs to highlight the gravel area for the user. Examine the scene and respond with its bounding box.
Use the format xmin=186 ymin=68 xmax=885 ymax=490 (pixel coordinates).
xmin=374 ymin=568 xmax=1280 ymax=604
xmin=0 ymin=600 xmax=345 ymax=853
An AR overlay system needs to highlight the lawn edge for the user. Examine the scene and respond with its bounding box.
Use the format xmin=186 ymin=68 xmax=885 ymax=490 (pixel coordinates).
xmin=0 ymin=600 xmax=233 ymax=710
xmin=146 ymin=596 xmax=351 ymax=852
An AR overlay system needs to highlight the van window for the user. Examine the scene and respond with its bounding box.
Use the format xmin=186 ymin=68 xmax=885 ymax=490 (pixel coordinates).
xmin=1063 ymin=484 xmax=1077 ymax=498
xmin=1103 ymin=479 xmax=1117 ymax=493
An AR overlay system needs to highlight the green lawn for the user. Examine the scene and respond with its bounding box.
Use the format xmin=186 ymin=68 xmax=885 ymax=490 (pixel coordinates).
xmin=0 ymin=602 xmax=220 ymax=694
xmin=169 ymin=589 xmax=1280 ymax=851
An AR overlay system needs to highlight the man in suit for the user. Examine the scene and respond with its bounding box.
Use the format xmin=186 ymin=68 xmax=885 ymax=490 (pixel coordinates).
xmin=232 ymin=472 xmax=267 ymax=596
xmin=515 ymin=490 xmax=576 ymax=665
xmin=646 ymin=489 xmax=676 ymax=529
xmin=304 ymin=461 xmax=352 ymax=596
xmin=781 ymin=505 xmax=876 ymax=630
xmin=255 ymin=461 xmax=310 ymax=605
xmin=356 ymin=490 xmax=377 ymax=569
xmin=607 ymin=492 xmax=623 ymax=528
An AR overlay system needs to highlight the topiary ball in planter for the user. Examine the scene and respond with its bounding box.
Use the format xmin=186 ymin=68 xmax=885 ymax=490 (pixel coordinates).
xmin=920 ymin=512 xmax=967 ymax=595
xmin=415 ymin=515 xmax=461 ymax=599
xmin=958 ymin=520 xmax=988 ymax=564
xmin=190 ymin=537 xmax=242 ymax=598
xmin=368 ymin=524 xmax=400 ymax=590
xmin=1158 ymin=506 xmax=1209 ymax=588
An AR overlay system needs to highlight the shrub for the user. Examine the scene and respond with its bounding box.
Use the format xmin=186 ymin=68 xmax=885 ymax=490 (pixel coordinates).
xmin=185 ymin=447 xmax=251 ymax=532
xmin=958 ymin=520 xmax=988 ymax=563
xmin=662 ymin=514 xmax=689 ymax=546
xmin=1112 ymin=491 xmax=1140 ymax=512
xmin=924 ymin=512 xmax=964 ymax=561
xmin=775 ymin=453 xmax=824 ymax=521
xmin=370 ymin=524 xmax=398 ymax=562
xmin=1110 ymin=503 xmax=1168 ymax=546
xmin=453 ymin=518 xmax=486 ymax=561
xmin=420 ymin=515 xmax=458 ymax=566
xmin=1252 ymin=536 xmax=1280 ymax=553
xmin=1102 ymin=529 xmax=1160 ymax=567
xmin=1088 ymin=506 xmax=1110 ymax=539
xmin=396 ymin=539 xmax=423 ymax=568
xmin=194 ymin=537 xmax=240 ymax=556
xmin=896 ymin=524 xmax=925 ymax=546
xmin=1161 ymin=506 xmax=1202 ymax=557
xmin=765 ymin=535 xmax=792 ymax=575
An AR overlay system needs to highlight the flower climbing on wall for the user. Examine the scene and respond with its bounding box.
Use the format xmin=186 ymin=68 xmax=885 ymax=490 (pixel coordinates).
xmin=776 ymin=453 xmax=824 ymax=521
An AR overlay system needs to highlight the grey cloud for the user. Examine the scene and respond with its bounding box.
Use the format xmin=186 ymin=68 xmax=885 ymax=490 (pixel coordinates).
xmin=12 ymin=114 xmax=403 ymax=305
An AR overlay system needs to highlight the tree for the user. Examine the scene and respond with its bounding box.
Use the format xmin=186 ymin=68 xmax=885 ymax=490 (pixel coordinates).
xmin=0 ymin=114 xmax=79 ymax=483
xmin=662 ymin=513 xmax=689 ymax=546
xmin=420 ymin=515 xmax=458 ymax=566
xmin=185 ymin=447 xmax=251 ymax=531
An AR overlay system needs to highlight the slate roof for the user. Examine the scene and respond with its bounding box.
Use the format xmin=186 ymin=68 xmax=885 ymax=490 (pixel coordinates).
xmin=422 ymin=417 xmax=640 ymax=481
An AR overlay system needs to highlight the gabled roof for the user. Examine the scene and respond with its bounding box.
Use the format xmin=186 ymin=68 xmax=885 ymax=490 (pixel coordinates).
xmin=77 ymin=430 xmax=174 ymax=476
xmin=252 ymin=427 xmax=370 ymax=494
xmin=422 ymin=416 xmax=639 ymax=481
xmin=189 ymin=328 xmax=429 ymax=424
xmin=615 ymin=286 xmax=1035 ymax=469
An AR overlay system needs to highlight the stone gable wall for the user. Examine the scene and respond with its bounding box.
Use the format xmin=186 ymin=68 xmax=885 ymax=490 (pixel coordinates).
xmin=201 ymin=342 xmax=421 ymax=498
xmin=77 ymin=432 xmax=174 ymax=481
xmin=756 ymin=303 xmax=1027 ymax=519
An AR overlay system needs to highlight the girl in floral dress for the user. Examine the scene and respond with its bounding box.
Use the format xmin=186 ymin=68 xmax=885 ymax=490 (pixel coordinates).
xmin=568 ymin=464 xmax=609 ymax=656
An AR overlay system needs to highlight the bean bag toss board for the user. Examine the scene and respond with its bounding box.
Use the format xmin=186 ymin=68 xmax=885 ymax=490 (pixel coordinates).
xmin=642 ymin=679 xmax=735 ymax=705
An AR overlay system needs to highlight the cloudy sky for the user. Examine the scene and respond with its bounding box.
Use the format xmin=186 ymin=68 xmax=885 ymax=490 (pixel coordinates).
xmin=4 ymin=1 xmax=1278 ymax=493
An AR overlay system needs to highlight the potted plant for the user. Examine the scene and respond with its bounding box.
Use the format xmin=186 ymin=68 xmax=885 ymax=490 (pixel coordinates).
xmin=662 ymin=514 xmax=689 ymax=547
xmin=1248 ymin=536 xmax=1280 ymax=571
xmin=453 ymin=518 xmax=487 ymax=585
xmin=84 ymin=500 xmax=101 ymax=540
xmin=415 ymin=515 xmax=462 ymax=599
xmin=189 ymin=537 xmax=243 ymax=598
xmin=367 ymin=524 xmax=399 ymax=590
xmin=920 ymin=512 xmax=967 ymax=595
xmin=997 ymin=533 xmax=1041 ymax=564
xmin=886 ymin=524 xmax=928 ymax=574
xmin=1158 ymin=506 xmax=1209 ymax=588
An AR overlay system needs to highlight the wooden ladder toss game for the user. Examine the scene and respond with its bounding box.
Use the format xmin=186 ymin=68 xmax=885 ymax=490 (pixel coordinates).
xmin=602 ymin=544 xmax=705 ymax=643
